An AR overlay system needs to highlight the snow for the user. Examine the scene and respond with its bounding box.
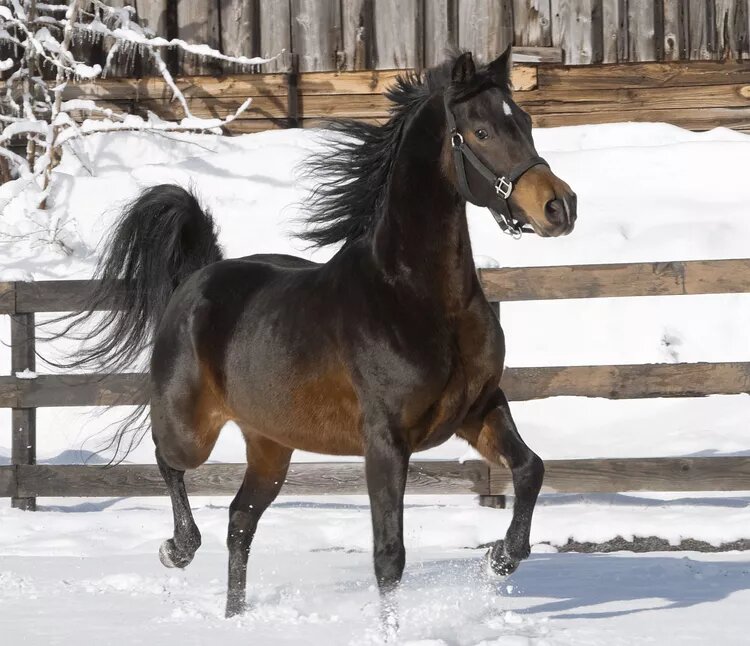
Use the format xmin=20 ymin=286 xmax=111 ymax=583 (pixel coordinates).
xmin=1 ymin=121 xmax=750 ymax=643
xmin=2 ymin=496 xmax=750 ymax=645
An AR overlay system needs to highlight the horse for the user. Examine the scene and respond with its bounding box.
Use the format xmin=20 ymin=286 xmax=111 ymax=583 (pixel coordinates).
xmin=69 ymin=48 xmax=576 ymax=632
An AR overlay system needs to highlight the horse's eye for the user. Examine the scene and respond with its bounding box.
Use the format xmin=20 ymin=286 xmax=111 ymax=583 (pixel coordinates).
xmin=475 ymin=129 xmax=489 ymax=140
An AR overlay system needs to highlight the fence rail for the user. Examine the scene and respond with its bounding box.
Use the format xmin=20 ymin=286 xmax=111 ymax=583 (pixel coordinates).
xmin=2 ymin=257 xmax=750 ymax=509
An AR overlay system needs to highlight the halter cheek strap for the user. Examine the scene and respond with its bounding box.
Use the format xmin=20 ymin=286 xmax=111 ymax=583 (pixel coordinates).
xmin=444 ymin=93 xmax=549 ymax=239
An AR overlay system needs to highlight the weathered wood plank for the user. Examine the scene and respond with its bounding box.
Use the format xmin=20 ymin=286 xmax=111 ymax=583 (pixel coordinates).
xmin=372 ymin=0 xmax=419 ymax=69
xmin=458 ymin=0 xmax=513 ymax=62
xmin=220 ymin=0 xmax=260 ymax=74
xmin=0 ymin=466 xmax=15 ymax=497
xmin=688 ymin=0 xmax=716 ymax=60
xmin=341 ymin=0 xmax=374 ymax=70
xmin=15 ymin=280 xmax=124 ymax=314
xmin=60 ymin=65 xmax=537 ymax=101
xmin=479 ymin=259 xmax=750 ymax=301
xmin=536 ymin=60 xmax=750 ymax=89
xmin=259 ymin=0 xmax=291 ymax=72
xmin=424 ymin=0 xmax=458 ymax=67
xmin=490 ymin=457 xmax=750 ymax=494
xmin=176 ymin=0 xmax=222 ymax=75
xmin=9 ymin=457 xmax=750 ymax=498
xmin=11 ymin=312 xmax=36 ymax=510
xmin=290 ymin=0 xmax=341 ymax=72
xmin=141 ymin=81 xmax=750 ymax=120
xmin=0 ymin=373 xmax=149 ymax=408
xmin=3 ymin=361 xmax=750 ymax=409
xmin=601 ymin=0 xmax=624 ymax=63
xmin=13 ymin=259 xmax=750 ymax=315
xmin=502 ymin=362 xmax=750 ymax=401
xmin=663 ymin=0 xmax=690 ymax=60
xmin=551 ymin=0 xmax=598 ymax=64
xmin=513 ymin=0 xmax=553 ymax=48
xmin=518 ymin=81 xmax=750 ymax=114
xmin=512 ymin=46 xmax=564 ymax=62
xmin=627 ymin=0 xmax=657 ymax=61
xmin=529 ymin=105 xmax=750 ymax=131
xmin=0 ymin=282 xmax=15 ymax=314
xmin=14 ymin=461 xmax=489 ymax=497
xmin=714 ymin=0 xmax=750 ymax=60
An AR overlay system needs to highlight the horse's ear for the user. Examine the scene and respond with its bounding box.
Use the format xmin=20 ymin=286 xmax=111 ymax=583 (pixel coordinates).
xmin=488 ymin=45 xmax=513 ymax=89
xmin=451 ymin=52 xmax=476 ymax=84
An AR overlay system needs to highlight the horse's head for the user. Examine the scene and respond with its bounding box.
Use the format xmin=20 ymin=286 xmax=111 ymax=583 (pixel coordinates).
xmin=444 ymin=49 xmax=576 ymax=238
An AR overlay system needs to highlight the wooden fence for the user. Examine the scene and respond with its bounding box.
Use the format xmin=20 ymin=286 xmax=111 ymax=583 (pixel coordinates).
xmin=60 ymin=59 xmax=750 ymax=135
xmin=3 ymin=258 xmax=750 ymax=510
xmin=30 ymin=0 xmax=750 ymax=75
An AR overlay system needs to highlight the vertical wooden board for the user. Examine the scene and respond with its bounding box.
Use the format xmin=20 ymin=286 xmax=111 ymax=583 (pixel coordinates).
xmin=424 ymin=0 xmax=458 ymax=66
xmin=220 ymin=0 xmax=260 ymax=74
xmin=513 ymin=0 xmax=553 ymax=47
xmin=372 ymin=0 xmax=419 ymax=69
xmin=688 ymin=0 xmax=716 ymax=59
xmin=260 ymin=0 xmax=292 ymax=72
xmin=136 ymin=0 xmax=168 ymax=36
xmin=176 ymin=0 xmax=222 ymax=75
xmin=628 ymin=0 xmax=657 ymax=60
xmin=663 ymin=0 xmax=688 ymax=60
xmin=341 ymin=0 xmax=375 ymax=70
xmin=601 ymin=0 xmax=624 ymax=62
xmin=714 ymin=0 xmax=749 ymax=59
xmin=290 ymin=0 xmax=341 ymax=71
xmin=458 ymin=0 xmax=513 ymax=62
xmin=551 ymin=0 xmax=599 ymax=64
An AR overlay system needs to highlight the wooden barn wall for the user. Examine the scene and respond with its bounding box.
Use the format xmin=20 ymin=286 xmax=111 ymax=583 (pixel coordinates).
xmin=22 ymin=1 xmax=748 ymax=76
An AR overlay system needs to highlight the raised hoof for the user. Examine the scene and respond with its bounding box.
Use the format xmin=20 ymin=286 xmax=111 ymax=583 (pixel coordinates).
xmin=485 ymin=541 xmax=521 ymax=578
xmin=158 ymin=538 xmax=195 ymax=569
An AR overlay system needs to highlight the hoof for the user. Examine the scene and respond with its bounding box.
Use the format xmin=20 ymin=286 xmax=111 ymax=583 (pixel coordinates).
xmin=485 ymin=541 xmax=521 ymax=578
xmin=158 ymin=538 xmax=195 ymax=569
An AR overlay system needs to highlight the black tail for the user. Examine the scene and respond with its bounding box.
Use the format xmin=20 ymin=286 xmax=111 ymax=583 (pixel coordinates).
xmin=61 ymin=184 xmax=222 ymax=373
xmin=44 ymin=185 xmax=222 ymax=462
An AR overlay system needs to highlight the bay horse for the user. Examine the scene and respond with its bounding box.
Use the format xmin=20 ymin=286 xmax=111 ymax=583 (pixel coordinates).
xmin=71 ymin=49 xmax=576 ymax=631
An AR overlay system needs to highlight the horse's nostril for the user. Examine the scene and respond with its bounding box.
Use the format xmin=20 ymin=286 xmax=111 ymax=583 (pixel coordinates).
xmin=544 ymin=198 xmax=565 ymax=224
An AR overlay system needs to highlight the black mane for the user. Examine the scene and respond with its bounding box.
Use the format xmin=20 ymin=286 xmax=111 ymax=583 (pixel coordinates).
xmin=301 ymin=54 xmax=506 ymax=248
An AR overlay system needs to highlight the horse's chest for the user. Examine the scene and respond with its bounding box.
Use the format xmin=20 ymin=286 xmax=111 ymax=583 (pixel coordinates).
xmin=407 ymin=316 xmax=503 ymax=451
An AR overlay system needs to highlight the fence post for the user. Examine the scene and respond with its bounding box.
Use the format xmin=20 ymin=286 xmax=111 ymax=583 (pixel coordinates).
xmin=11 ymin=307 xmax=36 ymax=511
xmin=479 ymin=300 xmax=506 ymax=509
xmin=286 ymin=52 xmax=300 ymax=128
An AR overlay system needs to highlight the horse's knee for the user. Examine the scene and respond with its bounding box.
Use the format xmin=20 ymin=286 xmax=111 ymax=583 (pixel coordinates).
xmin=513 ymin=452 xmax=544 ymax=495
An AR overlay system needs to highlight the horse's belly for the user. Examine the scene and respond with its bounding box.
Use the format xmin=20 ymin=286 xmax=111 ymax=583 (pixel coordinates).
xmin=229 ymin=363 xmax=365 ymax=456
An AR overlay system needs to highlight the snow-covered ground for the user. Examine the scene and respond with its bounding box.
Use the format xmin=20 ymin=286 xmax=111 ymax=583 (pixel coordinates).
xmin=1 ymin=121 xmax=750 ymax=643
xmin=3 ymin=496 xmax=750 ymax=645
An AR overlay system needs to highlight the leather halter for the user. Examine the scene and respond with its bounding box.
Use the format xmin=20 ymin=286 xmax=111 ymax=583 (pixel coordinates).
xmin=444 ymin=93 xmax=549 ymax=238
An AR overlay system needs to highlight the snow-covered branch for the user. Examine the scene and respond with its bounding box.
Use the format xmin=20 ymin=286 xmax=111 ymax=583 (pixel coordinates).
xmin=0 ymin=0 xmax=278 ymax=242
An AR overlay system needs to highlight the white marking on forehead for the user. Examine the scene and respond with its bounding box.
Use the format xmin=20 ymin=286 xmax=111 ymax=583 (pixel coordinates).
xmin=502 ymin=101 xmax=512 ymax=116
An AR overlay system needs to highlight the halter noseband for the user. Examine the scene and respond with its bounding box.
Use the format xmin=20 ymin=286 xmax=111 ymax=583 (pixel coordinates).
xmin=444 ymin=93 xmax=549 ymax=239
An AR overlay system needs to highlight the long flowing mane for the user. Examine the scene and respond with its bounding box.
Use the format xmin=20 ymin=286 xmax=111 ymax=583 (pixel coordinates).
xmin=300 ymin=59 xmax=458 ymax=248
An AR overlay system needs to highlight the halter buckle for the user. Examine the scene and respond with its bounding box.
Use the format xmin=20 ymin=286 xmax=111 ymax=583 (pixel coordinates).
xmin=495 ymin=176 xmax=513 ymax=199
xmin=450 ymin=131 xmax=464 ymax=149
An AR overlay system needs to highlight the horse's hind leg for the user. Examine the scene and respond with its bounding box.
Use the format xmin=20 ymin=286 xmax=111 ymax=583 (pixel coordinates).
xmin=225 ymin=432 xmax=292 ymax=618
xmin=155 ymin=447 xmax=202 ymax=568
xmin=152 ymin=392 xmax=224 ymax=569
xmin=459 ymin=389 xmax=544 ymax=576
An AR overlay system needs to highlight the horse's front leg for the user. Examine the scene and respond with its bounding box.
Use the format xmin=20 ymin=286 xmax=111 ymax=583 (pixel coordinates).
xmin=460 ymin=389 xmax=544 ymax=576
xmin=364 ymin=415 xmax=411 ymax=640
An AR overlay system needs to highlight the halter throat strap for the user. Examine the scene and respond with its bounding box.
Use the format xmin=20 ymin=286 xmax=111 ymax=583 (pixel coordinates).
xmin=443 ymin=92 xmax=548 ymax=238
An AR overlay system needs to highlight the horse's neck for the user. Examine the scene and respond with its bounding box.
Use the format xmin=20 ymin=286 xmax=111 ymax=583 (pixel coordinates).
xmin=372 ymin=96 xmax=476 ymax=308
